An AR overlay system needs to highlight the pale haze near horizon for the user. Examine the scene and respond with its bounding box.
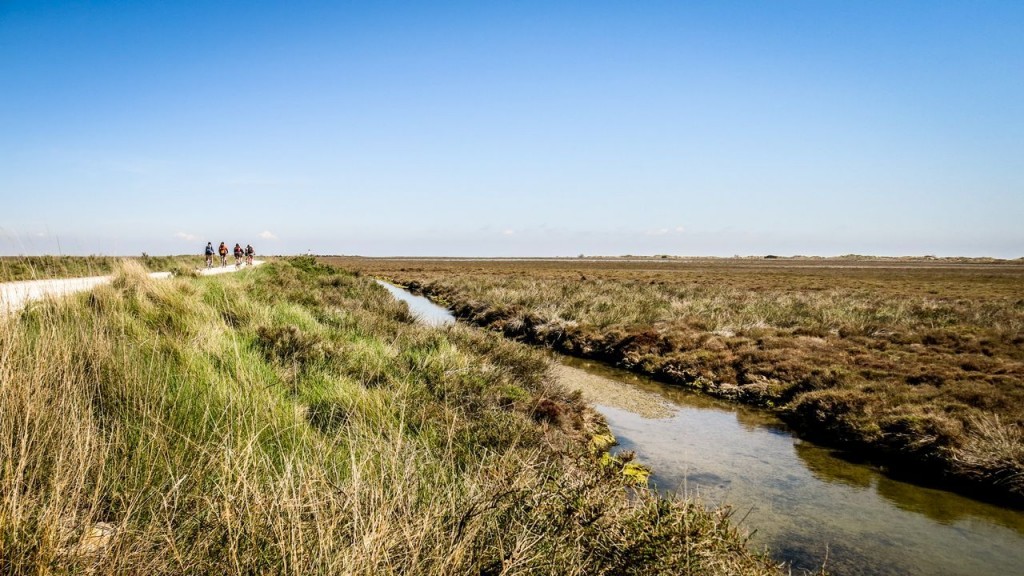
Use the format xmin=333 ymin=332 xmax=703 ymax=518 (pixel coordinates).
xmin=1 ymin=1 xmax=1022 ymax=258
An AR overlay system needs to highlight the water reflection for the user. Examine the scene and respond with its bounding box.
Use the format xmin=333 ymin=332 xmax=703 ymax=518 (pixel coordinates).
xmin=794 ymin=441 xmax=874 ymax=489
xmin=562 ymin=358 xmax=1024 ymax=576
xmin=797 ymin=441 xmax=1024 ymax=535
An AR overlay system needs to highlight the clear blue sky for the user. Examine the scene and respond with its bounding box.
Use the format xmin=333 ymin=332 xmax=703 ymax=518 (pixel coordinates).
xmin=2 ymin=1 xmax=1022 ymax=257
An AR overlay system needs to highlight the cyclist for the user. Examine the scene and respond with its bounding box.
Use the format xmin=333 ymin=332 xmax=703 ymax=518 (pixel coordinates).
xmin=245 ymin=244 xmax=255 ymax=266
xmin=204 ymin=242 xmax=214 ymax=269
xmin=218 ymin=242 xmax=228 ymax=267
xmin=233 ymin=243 xmax=244 ymax=268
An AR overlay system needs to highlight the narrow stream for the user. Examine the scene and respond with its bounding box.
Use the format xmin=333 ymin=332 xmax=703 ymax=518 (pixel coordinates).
xmin=377 ymin=280 xmax=457 ymax=327
xmin=377 ymin=280 xmax=1024 ymax=576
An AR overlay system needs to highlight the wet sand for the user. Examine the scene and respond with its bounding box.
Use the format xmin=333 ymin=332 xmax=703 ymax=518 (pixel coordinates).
xmin=550 ymin=362 xmax=675 ymax=419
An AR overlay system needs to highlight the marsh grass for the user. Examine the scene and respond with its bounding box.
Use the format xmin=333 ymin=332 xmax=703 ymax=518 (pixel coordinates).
xmin=327 ymin=257 xmax=1024 ymax=502
xmin=0 ymin=258 xmax=779 ymax=574
xmin=0 ymin=255 xmax=199 ymax=282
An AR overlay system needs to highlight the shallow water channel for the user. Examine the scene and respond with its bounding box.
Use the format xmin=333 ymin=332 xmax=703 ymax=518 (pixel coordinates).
xmin=377 ymin=280 xmax=1024 ymax=576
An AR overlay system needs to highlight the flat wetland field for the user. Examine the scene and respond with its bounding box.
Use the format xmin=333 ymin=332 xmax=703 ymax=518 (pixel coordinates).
xmin=324 ymin=256 xmax=1024 ymax=504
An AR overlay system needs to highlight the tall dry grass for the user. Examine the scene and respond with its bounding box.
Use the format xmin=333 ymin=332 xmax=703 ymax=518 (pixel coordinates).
xmin=0 ymin=258 xmax=779 ymax=575
xmin=0 ymin=255 xmax=199 ymax=283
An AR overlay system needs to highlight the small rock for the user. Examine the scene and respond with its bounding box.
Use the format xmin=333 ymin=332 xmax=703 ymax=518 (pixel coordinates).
xmin=79 ymin=522 xmax=116 ymax=554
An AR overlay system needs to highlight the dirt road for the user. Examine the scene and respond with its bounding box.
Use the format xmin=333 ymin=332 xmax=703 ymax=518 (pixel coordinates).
xmin=0 ymin=261 xmax=264 ymax=313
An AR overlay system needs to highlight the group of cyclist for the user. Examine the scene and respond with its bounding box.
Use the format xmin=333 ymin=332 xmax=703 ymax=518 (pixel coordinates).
xmin=205 ymin=241 xmax=255 ymax=269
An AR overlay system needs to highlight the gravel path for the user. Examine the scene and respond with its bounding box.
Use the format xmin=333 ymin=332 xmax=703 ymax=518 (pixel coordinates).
xmin=0 ymin=260 xmax=264 ymax=313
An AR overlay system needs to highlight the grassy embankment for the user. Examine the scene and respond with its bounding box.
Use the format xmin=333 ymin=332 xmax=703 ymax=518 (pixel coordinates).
xmin=325 ymin=257 xmax=1024 ymax=504
xmin=0 ymin=257 xmax=780 ymax=575
xmin=0 ymin=255 xmax=202 ymax=282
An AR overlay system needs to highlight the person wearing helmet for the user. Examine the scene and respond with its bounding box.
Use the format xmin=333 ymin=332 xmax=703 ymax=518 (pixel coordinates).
xmin=218 ymin=242 xmax=228 ymax=267
xmin=204 ymin=242 xmax=215 ymax=269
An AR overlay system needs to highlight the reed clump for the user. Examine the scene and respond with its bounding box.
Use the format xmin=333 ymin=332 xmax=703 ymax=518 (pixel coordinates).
xmin=0 ymin=257 xmax=779 ymax=574
xmin=326 ymin=256 xmax=1024 ymax=503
